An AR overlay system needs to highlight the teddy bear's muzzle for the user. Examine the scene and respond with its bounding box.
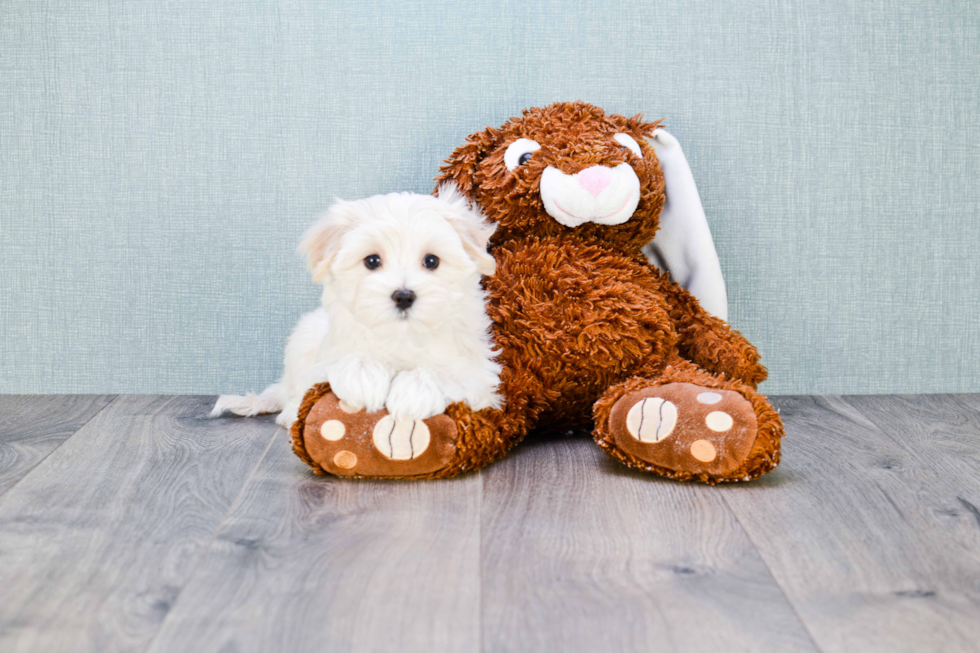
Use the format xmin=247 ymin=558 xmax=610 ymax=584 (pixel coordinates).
xmin=539 ymin=162 xmax=641 ymax=228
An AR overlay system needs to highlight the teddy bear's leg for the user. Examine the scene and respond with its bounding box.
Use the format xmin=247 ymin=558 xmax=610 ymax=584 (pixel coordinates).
xmin=592 ymin=358 xmax=783 ymax=483
xmin=291 ymin=376 xmax=538 ymax=479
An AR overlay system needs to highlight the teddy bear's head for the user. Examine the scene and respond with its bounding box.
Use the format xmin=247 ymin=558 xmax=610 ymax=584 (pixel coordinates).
xmin=437 ymin=101 xmax=666 ymax=250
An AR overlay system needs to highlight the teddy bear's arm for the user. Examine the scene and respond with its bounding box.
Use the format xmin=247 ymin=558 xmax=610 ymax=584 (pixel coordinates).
xmin=654 ymin=271 xmax=768 ymax=389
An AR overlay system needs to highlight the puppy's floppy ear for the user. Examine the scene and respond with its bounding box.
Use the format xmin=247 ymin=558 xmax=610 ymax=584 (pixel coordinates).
xmin=435 ymin=126 xmax=499 ymax=199
xmin=297 ymin=201 xmax=354 ymax=284
xmin=436 ymin=182 xmax=497 ymax=276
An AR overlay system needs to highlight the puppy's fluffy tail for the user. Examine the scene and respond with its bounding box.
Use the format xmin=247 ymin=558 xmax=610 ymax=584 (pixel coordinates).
xmin=211 ymin=382 xmax=283 ymax=418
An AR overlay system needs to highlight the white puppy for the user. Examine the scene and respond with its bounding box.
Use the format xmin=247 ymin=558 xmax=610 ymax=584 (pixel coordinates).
xmin=212 ymin=185 xmax=502 ymax=427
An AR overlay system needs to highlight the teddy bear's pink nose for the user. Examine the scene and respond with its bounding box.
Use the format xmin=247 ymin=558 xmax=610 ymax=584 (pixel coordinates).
xmin=576 ymin=166 xmax=613 ymax=197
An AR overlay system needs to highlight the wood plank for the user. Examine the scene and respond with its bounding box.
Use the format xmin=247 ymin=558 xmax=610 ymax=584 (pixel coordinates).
xmin=845 ymin=393 xmax=980 ymax=491
xmin=0 ymin=395 xmax=115 ymax=496
xmin=0 ymin=396 xmax=278 ymax=653
xmin=720 ymin=395 xmax=980 ymax=653
xmin=147 ymin=434 xmax=482 ymax=653
xmin=844 ymin=393 xmax=980 ymax=560
xmin=949 ymin=392 xmax=980 ymax=415
xmin=480 ymin=431 xmax=819 ymax=653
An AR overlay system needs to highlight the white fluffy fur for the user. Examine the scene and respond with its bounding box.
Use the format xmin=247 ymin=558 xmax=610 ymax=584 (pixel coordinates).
xmin=212 ymin=185 xmax=502 ymax=427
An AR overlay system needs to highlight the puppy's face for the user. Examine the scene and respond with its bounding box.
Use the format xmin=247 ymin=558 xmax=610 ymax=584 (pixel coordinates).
xmin=300 ymin=188 xmax=495 ymax=331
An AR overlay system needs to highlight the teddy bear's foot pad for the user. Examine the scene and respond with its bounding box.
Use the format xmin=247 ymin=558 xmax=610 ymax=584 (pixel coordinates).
xmin=302 ymin=392 xmax=457 ymax=477
xmin=608 ymin=382 xmax=758 ymax=476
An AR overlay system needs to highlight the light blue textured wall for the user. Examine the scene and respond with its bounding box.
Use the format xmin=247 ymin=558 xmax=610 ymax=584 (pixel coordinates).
xmin=2 ymin=0 xmax=978 ymax=395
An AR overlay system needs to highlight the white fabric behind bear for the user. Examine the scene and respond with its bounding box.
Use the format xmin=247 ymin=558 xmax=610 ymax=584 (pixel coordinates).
xmin=642 ymin=129 xmax=729 ymax=322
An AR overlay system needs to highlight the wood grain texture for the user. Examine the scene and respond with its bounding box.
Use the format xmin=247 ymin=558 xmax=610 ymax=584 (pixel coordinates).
xmin=950 ymin=392 xmax=980 ymax=416
xmin=147 ymin=434 xmax=482 ymax=653
xmin=719 ymin=395 xmax=980 ymax=653
xmin=480 ymin=431 xmax=818 ymax=653
xmin=0 ymin=396 xmax=277 ymax=653
xmin=0 ymin=395 xmax=115 ymax=496
xmin=3 ymin=394 xmax=979 ymax=653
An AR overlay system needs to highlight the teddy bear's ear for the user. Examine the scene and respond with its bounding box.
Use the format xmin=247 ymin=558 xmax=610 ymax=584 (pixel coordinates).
xmin=297 ymin=201 xmax=355 ymax=284
xmin=435 ymin=126 xmax=500 ymax=199
xmin=641 ymin=128 xmax=729 ymax=322
xmin=436 ymin=182 xmax=497 ymax=276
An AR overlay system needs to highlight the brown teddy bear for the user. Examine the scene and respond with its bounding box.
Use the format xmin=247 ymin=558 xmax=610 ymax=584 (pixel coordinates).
xmin=292 ymin=101 xmax=783 ymax=484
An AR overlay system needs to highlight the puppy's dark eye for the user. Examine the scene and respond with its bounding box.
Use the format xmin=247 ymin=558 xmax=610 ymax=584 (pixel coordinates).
xmin=518 ymin=152 xmax=533 ymax=166
xmin=364 ymin=254 xmax=382 ymax=270
xmin=422 ymin=254 xmax=440 ymax=270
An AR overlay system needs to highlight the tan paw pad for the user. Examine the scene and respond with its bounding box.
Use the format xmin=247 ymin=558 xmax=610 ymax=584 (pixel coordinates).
xmin=338 ymin=399 xmax=360 ymax=414
xmin=705 ymin=411 xmax=734 ymax=432
xmin=690 ymin=440 xmax=717 ymax=462
xmin=320 ymin=419 xmax=346 ymax=441
xmin=372 ymin=416 xmax=431 ymax=460
xmin=625 ymin=397 xmax=678 ymax=443
xmin=333 ymin=450 xmax=357 ymax=469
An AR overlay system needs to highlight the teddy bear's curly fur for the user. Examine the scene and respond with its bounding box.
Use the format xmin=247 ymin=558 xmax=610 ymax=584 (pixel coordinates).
xmin=292 ymin=101 xmax=783 ymax=483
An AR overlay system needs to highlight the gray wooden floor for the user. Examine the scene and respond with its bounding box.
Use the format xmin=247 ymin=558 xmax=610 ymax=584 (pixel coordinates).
xmin=1 ymin=394 xmax=978 ymax=652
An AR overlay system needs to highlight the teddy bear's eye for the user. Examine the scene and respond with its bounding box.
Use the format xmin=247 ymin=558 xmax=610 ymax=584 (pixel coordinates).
xmin=614 ymin=133 xmax=643 ymax=158
xmin=364 ymin=254 xmax=382 ymax=270
xmin=422 ymin=254 xmax=440 ymax=270
xmin=504 ymin=138 xmax=541 ymax=171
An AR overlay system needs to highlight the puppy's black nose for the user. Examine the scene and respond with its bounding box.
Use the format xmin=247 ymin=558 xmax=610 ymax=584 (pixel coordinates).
xmin=391 ymin=288 xmax=416 ymax=310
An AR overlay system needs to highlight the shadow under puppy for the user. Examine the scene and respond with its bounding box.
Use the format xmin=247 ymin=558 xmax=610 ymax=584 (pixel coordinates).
xmin=212 ymin=184 xmax=501 ymax=428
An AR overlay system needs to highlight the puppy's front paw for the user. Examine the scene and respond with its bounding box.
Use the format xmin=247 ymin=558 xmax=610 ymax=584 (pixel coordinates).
xmin=328 ymin=356 xmax=393 ymax=413
xmin=385 ymin=369 xmax=449 ymax=422
xmin=276 ymin=403 xmax=299 ymax=427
